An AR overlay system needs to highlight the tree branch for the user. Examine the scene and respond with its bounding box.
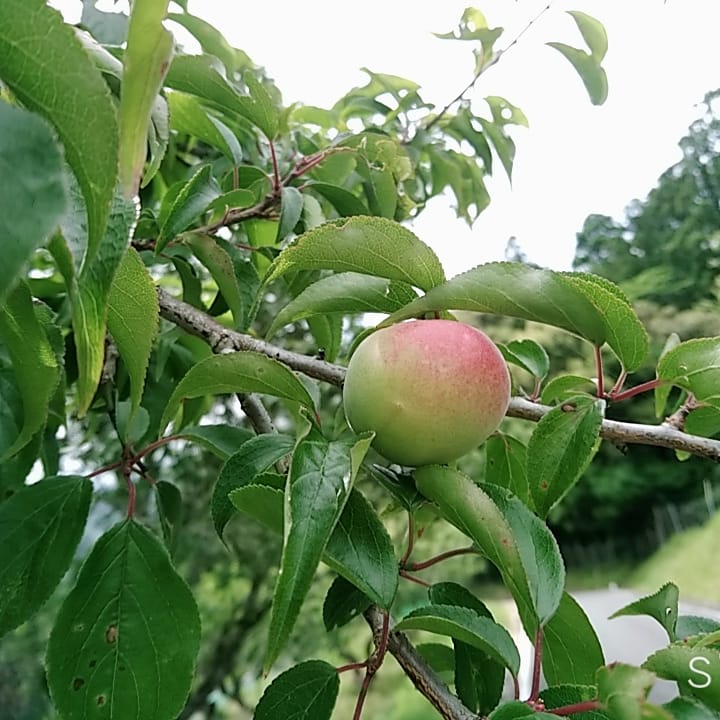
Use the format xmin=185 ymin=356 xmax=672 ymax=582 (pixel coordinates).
xmin=156 ymin=288 xmax=720 ymax=463
xmin=363 ymin=605 xmax=479 ymax=720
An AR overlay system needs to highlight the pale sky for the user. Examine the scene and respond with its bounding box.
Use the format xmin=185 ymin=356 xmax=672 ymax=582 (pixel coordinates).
xmin=54 ymin=1 xmax=720 ymax=278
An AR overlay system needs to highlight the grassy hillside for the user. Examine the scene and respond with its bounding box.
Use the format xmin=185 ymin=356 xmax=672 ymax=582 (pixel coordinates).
xmin=629 ymin=510 xmax=720 ymax=605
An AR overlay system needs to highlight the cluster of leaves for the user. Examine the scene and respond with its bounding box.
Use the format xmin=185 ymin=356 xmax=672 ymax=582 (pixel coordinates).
xmin=2 ymin=2 xmax=720 ymax=719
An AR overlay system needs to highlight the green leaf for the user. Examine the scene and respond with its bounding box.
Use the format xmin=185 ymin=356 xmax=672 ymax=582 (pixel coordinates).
xmin=255 ymin=660 xmax=339 ymax=720
xmin=308 ymin=181 xmax=370 ymax=217
xmin=0 ymin=282 xmax=61 ymax=459
xmin=528 ymin=397 xmax=605 ymax=518
xmin=278 ymin=186 xmax=305 ymax=241
xmin=71 ymin=191 xmax=138 ymax=415
xmin=367 ymin=464 xmax=425 ymax=511
xmin=306 ymin=314 xmax=342 ymax=363
xmin=559 ymin=273 xmax=648 ymax=372
xmin=264 ymin=425 xmax=372 ymax=671
xmin=596 ymin=663 xmax=666 ymax=720
xmin=156 ymin=165 xmax=221 ymax=251
xmin=0 ymin=101 xmax=67 ymax=303
xmin=395 ymin=604 xmax=520 ymax=676
xmin=46 ymin=520 xmax=201 ymax=720
xmin=428 ymin=583 xmax=504 ymax=714
xmin=678 ymin=616 xmax=720 ymax=640
xmin=166 ymin=12 xmax=243 ymax=75
xmin=485 ymin=434 xmax=530 ymax=507
xmin=0 ymin=0 xmax=117 ymax=259
xmin=416 ymin=643 xmax=456 ymax=684
xmin=381 ymin=264 xmax=638 ymax=359
xmin=500 ymin=339 xmax=550 ymax=380
xmin=609 ymin=583 xmax=679 ymax=641
xmin=229 ymin=479 xmax=286 ymax=532
xmin=413 ymin=466 xmax=535 ymax=630
xmin=156 ymin=480 xmax=182 ymax=550
xmin=664 ymin=697 xmax=720 ymax=720
xmin=322 ymin=575 xmax=371 ymax=631
xmin=0 ymin=476 xmax=92 ymax=637
xmin=212 ymin=433 xmax=295 ymax=539
xmin=238 ymin=71 xmax=279 ymax=139
xmin=645 ymin=644 xmax=720 ymax=710
xmin=107 ymin=247 xmax=159 ymax=414
xmin=177 ymin=424 xmax=253 ymax=460
xmin=229 ymin=481 xmax=398 ymax=610
xmin=165 ymin=54 xmax=244 ymax=115
xmin=657 ymin=338 xmax=720 ymax=409
xmin=567 ymin=11 xmax=608 ymax=61
xmin=481 ymin=483 xmax=565 ymax=626
xmin=543 ymin=592 xmax=605 ymax=686
xmin=167 ymin=91 xmax=243 ymax=164
xmin=186 ymin=234 xmax=246 ymax=327
xmin=264 ymin=216 xmax=445 ymax=292
xmin=118 ymin=0 xmax=173 ymax=197
xmin=266 ymin=272 xmax=417 ymax=339
xmin=159 ymin=352 xmax=315 ymax=434
xmin=685 ymin=407 xmax=720 ymax=439
xmin=547 ymin=42 xmax=608 ymax=105
xmin=541 ymin=374 xmax=596 ymax=405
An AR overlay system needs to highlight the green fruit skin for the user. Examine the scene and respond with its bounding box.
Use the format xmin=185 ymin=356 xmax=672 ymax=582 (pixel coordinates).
xmin=343 ymin=319 xmax=510 ymax=466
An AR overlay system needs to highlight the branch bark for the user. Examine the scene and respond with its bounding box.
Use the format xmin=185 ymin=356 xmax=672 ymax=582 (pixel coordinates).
xmin=363 ymin=605 xmax=480 ymax=720
xmin=157 ymin=288 xmax=720 ymax=463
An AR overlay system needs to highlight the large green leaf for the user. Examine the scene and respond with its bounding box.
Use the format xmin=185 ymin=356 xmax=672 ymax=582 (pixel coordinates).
xmin=428 ymin=583 xmax=504 ymax=715
xmin=527 ymin=397 xmax=605 ymax=518
xmin=266 ymin=272 xmax=417 ymax=339
xmin=166 ymin=13 xmax=243 ymax=75
xmin=0 ymin=282 xmax=61 ymax=458
xmin=70 ymin=191 xmax=138 ymax=415
xmin=609 ymin=583 xmax=679 ymax=641
xmin=664 ymin=698 xmax=720 ymax=720
xmin=485 ymin=434 xmax=530 ymax=508
xmin=255 ymin=660 xmax=339 ymax=720
xmin=481 ymin=483 xmax=565 ymax=626
xmin=46 ymin=520 xmax=201 ymax=720
xmin=159 ymin=352 xmax=315 ymax=433
xmin=657 ymin=338 xmax=720 ymax=409
xmin=645 ymin=644 xmax=720 ymax=710
xmin=264 ymin=425 xmax=372 ymax=671
xmin=413 ymin=466 xmax=535 ymax=630
xmin=0 ymin=0 xmax=117 ymax=260
xmin=263 ymin=216 xmax=446 ymax=292
xmin=186 ymin=234 xmax=247 ymax=327
xmin=381 ymin=264 xmax=648 ymax=369
xmin=0 ymin=101 xmax=67 ymax=302
xmin=543 ymin=592 xmax=605 ymax=686
xmin=230 ymin=476 xmax=398 ymax=612
xmin=118 ymin=0 xmax=173 ymax=196
xmin=547 ymin=42 xmax=608 ymax=106
xmin=567 ymin=10 xmax=608 ymax=61
xmin=107 ymin=248 xmax=159 ymax=414
xmin=0 ymin=476 xmax=92 ymax=637
xmin=156 ymin=165 xmax=221 ymax=251
xmin=212 ymin=433 xmax=295 ymax=539
xmin=167 ymin=91 xmax=242 ymax=164
xmin=395 ymin=604 xmax=520 ymax=676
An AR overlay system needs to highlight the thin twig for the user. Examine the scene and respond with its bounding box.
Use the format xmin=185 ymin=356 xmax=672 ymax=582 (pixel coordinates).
xmin=363 ymin=606 xmax=479 ymax=720
xmin=426 ymin=2 xmax=553 ymax=132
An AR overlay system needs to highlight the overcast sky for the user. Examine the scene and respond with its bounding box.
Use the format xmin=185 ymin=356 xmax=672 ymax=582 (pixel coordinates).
xmin=54 ymin=1 xmax=720 ymax=277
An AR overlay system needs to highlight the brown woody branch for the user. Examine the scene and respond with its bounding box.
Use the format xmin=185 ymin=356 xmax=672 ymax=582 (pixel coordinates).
xmin=363 ymin=605 xmax=480 ymax=720
xmin=157 ymin=288 xmax=720 ymax=463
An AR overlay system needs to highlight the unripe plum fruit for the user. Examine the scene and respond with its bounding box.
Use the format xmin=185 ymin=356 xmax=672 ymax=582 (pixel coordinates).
xmin=343 ymin=319 xmax=511 ymax=467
